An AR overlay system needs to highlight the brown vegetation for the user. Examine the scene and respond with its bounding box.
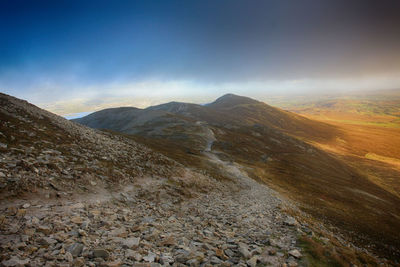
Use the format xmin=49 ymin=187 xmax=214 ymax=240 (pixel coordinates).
xmin=75 ymin=93 xmax=400 ymax=262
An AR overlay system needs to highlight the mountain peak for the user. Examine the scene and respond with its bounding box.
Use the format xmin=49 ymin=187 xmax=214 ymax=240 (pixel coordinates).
xmin=208 ymin=93 xmax=260 ymax=108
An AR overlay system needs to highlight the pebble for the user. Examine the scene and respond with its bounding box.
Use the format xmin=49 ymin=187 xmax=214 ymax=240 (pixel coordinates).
xmin=284 ymin=217 xmax=298 ymax=226
xmin=288 ymin=249 xmax=302 ymax=258
xmin=247 ymin=255 xmax=259 ymax=267
xmin=238 ymin=242 xmax=251 ymax=259
xmin=67 ymin=243 xmax=84 ymax=257
xmin=122 ymin=237 xmax=140 ymax=248
xmin=143 ymin=252 xmax=157 ymax=263
xmin=93 ymin=249 xmax=110 ymax=260
xmin=1 ymin=256 xmax=30 ymax=267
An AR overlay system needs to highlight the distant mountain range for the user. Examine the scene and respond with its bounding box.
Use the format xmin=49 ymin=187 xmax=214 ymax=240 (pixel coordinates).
xmin=74 ymin=93 xmax=337 ymax=143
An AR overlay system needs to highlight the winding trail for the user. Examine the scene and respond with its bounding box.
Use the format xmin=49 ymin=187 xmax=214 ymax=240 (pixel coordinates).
xmin=0 ymin=118 xmax=303 ymax=266
xmin=184 ymin=127 xmax=303 ymax=265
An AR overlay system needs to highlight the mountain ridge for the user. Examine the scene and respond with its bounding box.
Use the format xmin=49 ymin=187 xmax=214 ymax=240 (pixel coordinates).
xmin=74 ymin=93 xmax=338 ymax=140
xmin=74 ymin=93 xmax=400 ymax=261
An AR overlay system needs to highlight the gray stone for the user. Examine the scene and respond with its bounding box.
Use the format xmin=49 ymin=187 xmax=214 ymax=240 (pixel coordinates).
xmin=287 ymin=258 xmax=299 ymax=267
xmin=67 ymin=243 xmax=84 ymax=257
xmin=284 ymin=217 xmax=297 ymax=226
xmin=1 ymin=256 xmax=30 ymax=267
xmin=122 ymin=237 xmax=140 ymax=248
xmin=259 ymin=255 xmax=280 ymax=265
xmin=159 ymin=253 xmax=174 ymax=265
xmin=224 ymin=249 xmax=235 ymax=257
xmin=143 ymin=252 xmax=156 ymax=263
xmin=247 ymin=255 xmax=258 ymax=267
xmin=288 ymin=249 xmax=302 ymax=258
xmin=37 ymin=225 xmax=51 ymax=235
xmin=175 ymin=251 xmax=190 ymax=263
xmin=186 ymin=258 xmax=200 ymax=267
xmin=126 ymin=250 xmax=143 ymax=261
xmin=93 ymin=249 xmax=109 ymax=259
xmin=38 ymin=237 xmax=57 ymax=246
xmin=65 ymin=252 xmax=73 ymax=262
xmin=238 ymin=242 xmax=251 ymax=259
xmin=210 ymin=256 xmax=223 ymax=264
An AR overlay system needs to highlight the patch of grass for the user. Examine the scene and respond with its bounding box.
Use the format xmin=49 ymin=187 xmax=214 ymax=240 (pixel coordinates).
xmin=321 ymin=118 xmax=400 ymax=128
xmin=298 ymin=236 xmax=343 ymax=267
xmin=298 ymin=235 xmax=378 ymax=267
xmin=365 ymin=153 xmax=400 ymax=167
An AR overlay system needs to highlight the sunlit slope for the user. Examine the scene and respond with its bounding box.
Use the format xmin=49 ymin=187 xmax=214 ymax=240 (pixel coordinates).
xmin=277 ymin=92 xmax=400 ymax=197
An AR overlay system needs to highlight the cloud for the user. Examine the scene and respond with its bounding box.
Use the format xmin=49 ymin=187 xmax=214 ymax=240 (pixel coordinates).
xmin=1 ymin=0 xmax=400 ymax=113
xmin=10 ymin=75 xmax=396 ymax=115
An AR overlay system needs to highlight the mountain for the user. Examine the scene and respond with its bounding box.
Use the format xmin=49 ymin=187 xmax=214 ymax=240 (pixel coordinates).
xmin=207 ymin=93 xmax=261 ymax=108
xmin=0 ymin=93 xmax=333 ymax=266
xmin=0 ymin=93 xmax=397 ymax=265
xmin=74 ymin=94 xmax=337 ymax=148
xmin=75 ymin=94 xmax=400 ymax=262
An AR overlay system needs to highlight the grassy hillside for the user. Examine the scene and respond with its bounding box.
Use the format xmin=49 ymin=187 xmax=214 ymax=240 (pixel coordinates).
xmin=269 ymin=89 xmax=400 ymax=128
xmin=75 ymin=93 xmax=400 ymax=261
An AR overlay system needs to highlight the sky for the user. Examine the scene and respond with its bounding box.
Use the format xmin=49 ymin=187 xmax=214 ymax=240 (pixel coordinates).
xmin=1 ymin=0 xmax=400 ymax=115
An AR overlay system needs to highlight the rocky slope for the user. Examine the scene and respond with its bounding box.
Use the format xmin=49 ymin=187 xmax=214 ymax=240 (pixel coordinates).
xmin=0 ymin=93 xmax=315 ymax=266
xmin=0 ymin=93 xmax=181 ymax=197
xmin=0 ymin=157 xmax=305 ymax=267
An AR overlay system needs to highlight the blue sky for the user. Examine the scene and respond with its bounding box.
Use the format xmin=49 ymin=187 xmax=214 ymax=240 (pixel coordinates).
xmin=1 ymin=0 xmax=400 ymax=114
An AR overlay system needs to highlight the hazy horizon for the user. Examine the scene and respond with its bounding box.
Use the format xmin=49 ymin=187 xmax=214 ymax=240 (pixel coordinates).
xmin=1 ymin=0 xmax=400 ymax=115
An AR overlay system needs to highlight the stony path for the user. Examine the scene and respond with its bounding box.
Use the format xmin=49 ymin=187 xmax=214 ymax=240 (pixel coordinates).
xmin=0 ymin=150 xmax=305 ymax=267
xmin=179 ymin=171 xmax=302 ymax=267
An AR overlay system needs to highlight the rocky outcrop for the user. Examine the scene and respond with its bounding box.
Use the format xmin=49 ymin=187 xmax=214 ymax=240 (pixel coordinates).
xmin=0 ymin=93 xmax=181 ymax=196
